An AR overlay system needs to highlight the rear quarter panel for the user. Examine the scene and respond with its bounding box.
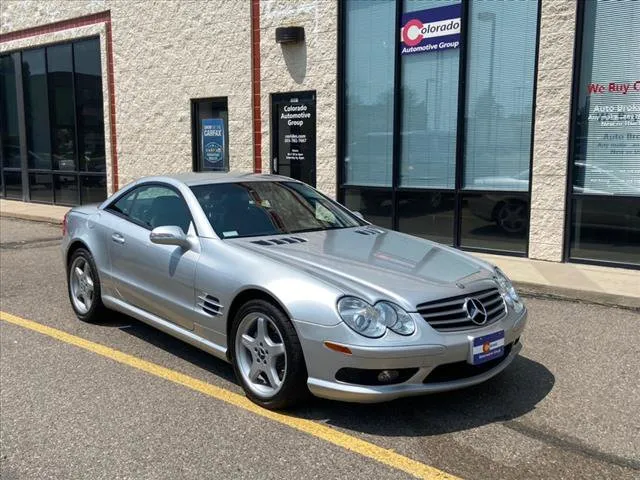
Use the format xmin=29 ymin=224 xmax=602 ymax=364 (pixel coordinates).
xmin=63 ymin=207 xmax=114 ymax=295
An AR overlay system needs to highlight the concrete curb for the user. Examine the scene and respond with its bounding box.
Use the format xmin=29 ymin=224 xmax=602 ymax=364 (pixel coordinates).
xmin=516 ymin=282 xmax=640 ymax=312
xmin=0 ymin=211 xmax=63 ymax=225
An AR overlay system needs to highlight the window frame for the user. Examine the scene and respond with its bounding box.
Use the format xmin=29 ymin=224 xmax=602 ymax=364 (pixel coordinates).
xmin=0 ymin=37 xmax=107 ymax=206
xmin=105 ymin=182 xmax=196 ymax=234
xmin=190 ymin=97 xmax=230 ymax=173
xmin=336 ymin=0 xmax=542 ymax=257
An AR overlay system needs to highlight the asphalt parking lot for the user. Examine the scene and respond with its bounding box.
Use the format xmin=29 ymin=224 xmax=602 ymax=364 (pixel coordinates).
xmin=1 ymin=217 xmax=638 ymax=480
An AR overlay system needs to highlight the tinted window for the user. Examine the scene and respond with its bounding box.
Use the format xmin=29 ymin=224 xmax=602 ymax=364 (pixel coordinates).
xmin=343 ymin=0 xmax=395 ymax=187
xmin=463 ymin=1 xmax=538 ymax=191
xmin=47 ymin=44 xmax=76 ymax=171
xmin=191 ymin=181 xmax=365 ymax=238
xmin=108 ymin=185 xmax=192 ymax=232
xmin=400 ymin=0 xmax=460 ymax=189
xmin=74 ymin=38 xmax=105 ymax=173
xmin=22 ymin=49 xmax=52 ymax=169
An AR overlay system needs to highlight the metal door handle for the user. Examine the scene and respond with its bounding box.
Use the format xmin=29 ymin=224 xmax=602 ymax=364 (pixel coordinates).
xmin=111 ymin=233 xmax=125 ymax=244
xmin=272 ymin=157 xmax=278 ymax=173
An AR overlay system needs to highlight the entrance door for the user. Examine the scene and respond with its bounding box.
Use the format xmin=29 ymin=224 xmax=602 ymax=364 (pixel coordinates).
xmin=271 ymin=91 xmax=316 ymax=186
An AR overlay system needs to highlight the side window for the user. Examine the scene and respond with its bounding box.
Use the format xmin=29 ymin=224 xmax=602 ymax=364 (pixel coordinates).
xmin=107 ymin=184 xmax=193 ymax=232
xmin=108 ymin=189 xmax=138 ymax=217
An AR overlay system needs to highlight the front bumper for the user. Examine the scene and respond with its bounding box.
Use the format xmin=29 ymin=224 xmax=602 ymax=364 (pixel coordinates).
xmin=293 ymin=308 xmax=527 ymax=403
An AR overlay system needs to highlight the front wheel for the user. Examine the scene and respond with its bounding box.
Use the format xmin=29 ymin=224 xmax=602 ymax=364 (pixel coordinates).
xmin=230 ymin=299 xmax=308 ymax=410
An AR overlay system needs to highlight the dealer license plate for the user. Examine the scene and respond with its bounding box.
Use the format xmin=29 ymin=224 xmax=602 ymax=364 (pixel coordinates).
xmin=469 ymin=330 xmax=505 ymax=365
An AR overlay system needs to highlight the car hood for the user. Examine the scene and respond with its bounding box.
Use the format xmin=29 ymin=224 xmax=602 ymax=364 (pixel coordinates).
xmin=227 ymin=227 xmax=497 ymax=310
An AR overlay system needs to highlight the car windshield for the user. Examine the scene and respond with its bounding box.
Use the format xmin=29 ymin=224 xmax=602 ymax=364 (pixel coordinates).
xmin=191 ymin=181 xmax=365 ymax=238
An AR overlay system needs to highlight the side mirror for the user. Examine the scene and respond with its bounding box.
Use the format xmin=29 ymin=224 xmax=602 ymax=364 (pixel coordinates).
xmin=150 ymin=225 xmax=190 ymax=249
xmin=353 ymin=211 xmax=365 ymax=220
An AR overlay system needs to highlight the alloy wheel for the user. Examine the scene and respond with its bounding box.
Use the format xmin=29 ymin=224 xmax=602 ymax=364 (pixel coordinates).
xmin=69 ymin=256 xmax=95 ymax=314
xmin=235 ymin=312 xmax=287 ymax=398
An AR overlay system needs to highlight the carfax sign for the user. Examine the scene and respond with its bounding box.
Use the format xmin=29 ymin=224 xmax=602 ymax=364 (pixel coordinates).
xmin=400 ymin=3 xmax=461 ymax=55
xmin=201 ymin=118 xmax=225 ymax=169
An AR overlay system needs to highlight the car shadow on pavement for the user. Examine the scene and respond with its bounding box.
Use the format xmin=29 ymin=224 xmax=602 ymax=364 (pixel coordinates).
xmin=295 ymin=355 xmax=555 ymax=437
xmin=118 ymin=316 xmax=554 ymax=437
xmin=117 ymin=316 xmax=238 ymax=384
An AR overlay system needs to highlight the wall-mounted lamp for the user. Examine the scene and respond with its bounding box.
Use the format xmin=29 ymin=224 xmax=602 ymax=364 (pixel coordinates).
xmin=275 ymin=26 xmax=305 ymax=44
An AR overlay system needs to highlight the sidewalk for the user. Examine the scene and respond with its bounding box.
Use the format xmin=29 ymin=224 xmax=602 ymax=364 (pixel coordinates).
xmin=2 ymin=198 xmax=638 ymax=309
xmin=1 ymin=199 xmax=68 ymax=224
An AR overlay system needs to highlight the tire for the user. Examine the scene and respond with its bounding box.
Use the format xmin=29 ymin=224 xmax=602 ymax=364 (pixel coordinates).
xmin=230 ymin=299 xmax=308 ymax=410
xmin=67 ymin=248 xmax=108 ymax=323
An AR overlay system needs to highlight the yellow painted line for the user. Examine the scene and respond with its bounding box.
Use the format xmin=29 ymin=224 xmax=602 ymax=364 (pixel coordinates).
xmin=0 ymin=311 xmax=460 ymax=480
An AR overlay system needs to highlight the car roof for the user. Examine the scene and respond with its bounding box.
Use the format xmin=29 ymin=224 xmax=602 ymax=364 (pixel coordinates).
xmin=157 ymin=172 xmax=299 ymax=187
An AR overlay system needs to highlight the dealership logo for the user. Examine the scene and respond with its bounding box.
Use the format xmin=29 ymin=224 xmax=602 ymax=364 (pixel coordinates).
xmin=401 ymin=17 xmax=460 ymax=47
xmin=400 ymin=4 xmax=462 ymax=55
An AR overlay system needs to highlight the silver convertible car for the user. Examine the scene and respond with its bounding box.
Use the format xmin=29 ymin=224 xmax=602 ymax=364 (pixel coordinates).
xmin=62 ymin=173 xmax=527 ymax=409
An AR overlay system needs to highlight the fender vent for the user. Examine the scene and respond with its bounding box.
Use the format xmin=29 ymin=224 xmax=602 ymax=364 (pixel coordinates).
xmin=355 ymin=227 xmax=383 ymax=236
xmin=251 ymin=236 xmax=308 ymax=246
xmin=198 ymin=293 xmax=223 ymax=316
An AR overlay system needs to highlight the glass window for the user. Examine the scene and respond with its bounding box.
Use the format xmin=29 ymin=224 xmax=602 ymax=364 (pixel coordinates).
xmin=463 ymin=1 xmax=538 ymax=191
xmin=397 ymin=191 xmax=455 ymax=246
xmin=400 ymin=0 xmax=460 ymax=189
xmin=109 ymin=185 xmax=192 ymax=232
xmin=570 ymin=196 xmax=640 ymax=265
xmin=191 ymin=181 xmax=365 ymax=238
xmin=47 ymin=44 xmax=76 ymax=171
xmin=343 ymin=0 xmax=395 ymax=187
xmin=3 ymin=171 xmax=22 ymax=199
xmin=22 ymin=48 xmax=52 ymax=170
xmin=343 ymin=188 xmax=393 ymax=229
xmin=192 ymin=98 xmax=229 ymax=172
xmin=1 ymin=55 xmax=21 ymax=169
xmin=54 ymin=174 xmax=78 ymax=205
xmin=80 ymin=175 xmax=106 ymax=205
xmin=74 ymin=39 xmax=105 ymax=173
xmin=460 ymin=193 xmax=528 ymax=253
xmin=571 ymin=0 xmax=640 ymax=196
xmin=28 ymin=173 xmax=53 ymax=203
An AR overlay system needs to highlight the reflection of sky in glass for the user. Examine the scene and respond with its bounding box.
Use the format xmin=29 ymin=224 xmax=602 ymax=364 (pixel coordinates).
xmin=344 ymin=0 xmax=395 ymax=186
xmin=464 ymin=0 xmax=539 ymax=190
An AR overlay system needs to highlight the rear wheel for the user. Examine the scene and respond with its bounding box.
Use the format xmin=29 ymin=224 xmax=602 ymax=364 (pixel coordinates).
xmin=68 ymin=248 xmax=108 ymax=323
xmin=230 ymin=299 xmax=308 ymax=410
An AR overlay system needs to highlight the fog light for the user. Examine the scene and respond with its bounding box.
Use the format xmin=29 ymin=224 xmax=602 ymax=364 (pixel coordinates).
xmin=377 ymin=370 xmax=399 ymax=383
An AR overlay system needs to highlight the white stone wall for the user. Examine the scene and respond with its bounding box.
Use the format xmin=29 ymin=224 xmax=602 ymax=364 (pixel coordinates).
xmin=1 ymin=0 xmax=254 ymax=193
xmin=528 ymin=0 xmax=577 ymax=262
xmin=258 ymin=0 xmax=338 ymax=198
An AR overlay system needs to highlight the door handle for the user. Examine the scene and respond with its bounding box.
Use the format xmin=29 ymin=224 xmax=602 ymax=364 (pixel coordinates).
xmin=272 ymin=157 xmax=278 ymax=173
xmin=111 ymin=233 xmax=125 ymax=245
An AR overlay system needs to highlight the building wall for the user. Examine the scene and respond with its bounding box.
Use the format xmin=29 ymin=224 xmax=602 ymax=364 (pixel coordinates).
xmin=1 ymin=0 xmax=254 ymax=193
xmin=258 ymin=0 xmax=338 ymax=198
xmin=528 ymin=0 xmax=577 ymax=261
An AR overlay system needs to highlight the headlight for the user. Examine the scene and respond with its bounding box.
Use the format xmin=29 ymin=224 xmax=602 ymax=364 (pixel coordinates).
xmin=494 ymin=267 xmax=524 ymax=313
xmin=337 ymin=297 xmax=416 ymax=338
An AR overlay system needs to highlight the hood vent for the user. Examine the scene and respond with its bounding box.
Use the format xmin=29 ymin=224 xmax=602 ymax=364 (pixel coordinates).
xmin=251 ymin=236 xmax=308 ymax=246
xmin=355 ymin=227 xmax=384 ymax=236
xmin=198 ymin=293 xmax=223 ymax=317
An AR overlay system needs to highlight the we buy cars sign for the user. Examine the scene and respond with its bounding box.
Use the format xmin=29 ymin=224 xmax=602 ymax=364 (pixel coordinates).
xmin=400 ymin=3 xmax=461 ymax=55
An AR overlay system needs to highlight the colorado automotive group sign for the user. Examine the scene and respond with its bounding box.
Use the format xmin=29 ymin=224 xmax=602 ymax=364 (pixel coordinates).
xmin=401 ymin=3 xmax=461 ymax=55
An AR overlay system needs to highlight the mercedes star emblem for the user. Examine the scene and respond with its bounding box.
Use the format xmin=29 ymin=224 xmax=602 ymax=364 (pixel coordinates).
xmin=464 ymin=297 xmax=488 ymax=325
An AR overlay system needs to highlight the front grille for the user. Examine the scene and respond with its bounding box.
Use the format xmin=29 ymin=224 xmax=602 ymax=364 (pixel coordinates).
xmin=423 ymin=343 xmax=513 ymax=384
xmin=416 ymin=287 xmax=506 ymax=332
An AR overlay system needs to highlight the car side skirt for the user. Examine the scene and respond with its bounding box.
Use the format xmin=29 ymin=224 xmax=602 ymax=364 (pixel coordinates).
xmin=103 ymin=295 xmax=229 ymax=363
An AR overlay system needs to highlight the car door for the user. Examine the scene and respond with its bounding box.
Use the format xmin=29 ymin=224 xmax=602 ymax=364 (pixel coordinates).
xmin=104 ymin=183 xmax=199 ymax=330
